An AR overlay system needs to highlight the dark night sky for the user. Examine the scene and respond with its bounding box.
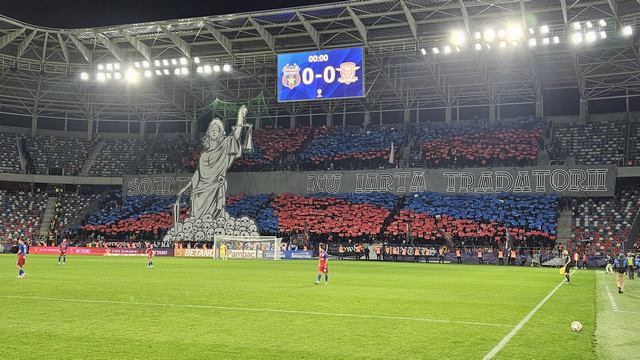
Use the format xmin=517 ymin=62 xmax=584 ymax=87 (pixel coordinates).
xmin=0 ymin=0 xmax=337 ymax=28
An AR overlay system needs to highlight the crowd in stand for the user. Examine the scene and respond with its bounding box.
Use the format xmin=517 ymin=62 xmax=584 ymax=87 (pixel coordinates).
xmin=627 ymin=119 xmax=640 ymax=167
xmin=0 ymin=133 xmax=22 ymax=173
xmin=24 ymin=135 xmax=95 ymax=175
xmin=0 ymin=189 xmax=47 ymax=242
xmin=551 ymin=121 xmax=626 ymax=165
xmin=89 ymin=138 xmax=147 ymax=176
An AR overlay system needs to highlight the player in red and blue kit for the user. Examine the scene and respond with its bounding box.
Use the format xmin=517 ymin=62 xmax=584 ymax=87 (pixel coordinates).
xmin=146 ymin=242 xmax=154 ymax=269
xmin=314 ymin=245 xmax=329 ymax=285
xmin=16 ymin=240 xmax=27 ymax=279
xmin=58 ymin=238 xmax=69 ymax=265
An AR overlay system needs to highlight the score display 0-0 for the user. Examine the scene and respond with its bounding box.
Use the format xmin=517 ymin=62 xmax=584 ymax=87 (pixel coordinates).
xmin=277 ymin=47 xmax=364 ymax=102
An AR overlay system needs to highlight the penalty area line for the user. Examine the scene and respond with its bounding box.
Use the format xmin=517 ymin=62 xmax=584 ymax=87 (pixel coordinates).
xmin=0 ymin=294 xmax=513 ymax=328
xmin=482 ymin=269 xmax=577 ymax=360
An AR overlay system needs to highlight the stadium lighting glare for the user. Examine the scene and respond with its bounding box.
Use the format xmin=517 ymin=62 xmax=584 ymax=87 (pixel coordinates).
xmin=106 ymin=73 xmax=112 ymax=80
xmin=540 ymin=25 xmax=549 ymax=34
xmin=154 ymin=60 xmax=161 ymax=67
xmin=96 ymin=72 xmax=106 ymax=81
xmin=171 ymin=59 xmax=178 ymax=66
xmin=180 ymin=67 xmax=189 ymax=75
xmin=485 ymin=43 xmax=491 ymax=49
xmin=114 ymin=63 xmax=120 ymax=70
xmin=143 ymin=70 xmax=152 ymax=78
xmin=432 ymin=47 xmax=440 ymax=54
xmin=180 ymin=57 xmax=187 ymax=65
xmin=196 ymin=66 xmax=203 ymax=73
xmin=454 ymin=46 xmax=461 ymax=52
xmin=106 ymin=64 xmax=113 ymax=71
xmin=213 ymin=65 xmax=221 ymax=72
xmin=572 ymin=22 xmax=581 ymax=30
xmin=600 ymin=31 xmax=607 ymax=39
xmin=585 ymin=31 xmax=596 ymax=43
xmin=451 ymin=31 xmax=466 ymax=46
xmin=528 ymin=28 xmax=535 ymax=35
xmin=571 ymin=32 xmax=583 ymax=44
xmin=622 ymin=25 xmax=633 ymax=36
xmin=511 ymin=40 xmax=519 ymax=47
xmin=204 ymin=65 xmax=212 ymax=73
xmin=499 ymin=41 xmax=507 ymax=48
xmin=507 ymin=25 xmax=523 ymax=40
xmin=528 ymin=38 xmax=537 ymax=47
xmin=97 ymin=64 xmax=104 ymax=71
xmin=162 ymin=59 xmax=169 ymax=66
xmin=174 ymin=68 xmax=181 ymax=75
xmin=497 ymin=28 xmax=507 ymax=39
xmin=80 ymin=72 xmax=89 ymax=81
xmin=113 ymin=72 xmax=121 ymax=80
xmin=474 ymin=43 xmax=482 ymax=50
xmin=155 ymin=70 xmax=162 ymax=76
xmin=163 ymin=69 xmax=170 ymax=75
xmin=420 ymin=48 xmax=427 ymax=55
xmin=553 ymin=36 xmax=560 ymax=44
xmin=223 ymin=64 xmax=232 ymax=72
xmin=142 ymin=61 xmax=150 ymax=68
xmin=542 ymin=37 xmax=550 ymax=45
xmin=483 ymin=28 xmax=496 ymax=42
xmin=193 ymin=57 xmax=200 ymax=64
xmin=598 ymin=19 xmax=606 ymax=27
xmin=133 ymin=62 xmax=141 ymax=68
xmin=474 ymin=32 xmax=482 ymax=40
xmin=124 ymin=69 xmax=137 ymax=82
xmin=585 ymin=21 xmax=593 ymax=29
xmin=443 ymin=45 xmax=451 ymax=54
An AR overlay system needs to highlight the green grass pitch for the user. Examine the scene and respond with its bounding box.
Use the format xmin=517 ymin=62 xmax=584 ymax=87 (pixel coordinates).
xmin=1 ymin=255 xmax=637 ymax=359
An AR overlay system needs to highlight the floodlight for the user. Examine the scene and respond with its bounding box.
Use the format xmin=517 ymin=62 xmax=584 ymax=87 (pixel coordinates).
xmin=223 ymin=64 xmax=232 ymax=72
xmin=204 ymin=65 xmax=212 ymax=73
xmin=124 ymin=69 xmax=138 ymax=82
xmin=451 ymin=31 xmax=466 ymax=46
xmin=528 ymin=28 xmax=535 ymax=35
xmin=474 ymin=32 xmax=482 ymax=40
xmin=174 ymin=68 xmax=181 ymax=75
xmin=572 ymin=22 xmax=581 ymax=30
xmin=571 ymin=32 xmax=583 ymax=44
xmin=474 ymin=43 xmax=482 ymax=50
xmin=134 ymin=62 xmax=141 ymax=68
xmin=443 ymin=45 xmax=452 ymax=54
xmin=420 ymin=48 xmax=427 ymax=55
xmin=498 ymin=29 xmax=507 ymax=39
xmin=155 ymin=70 xmax=162 ymax=76
xmin=171 ymin=59 xmax=178 ymax=65
xmin=528 ymin=38 xmax=537 ymax=47
xmin=499 ymin=41 xmax=507 ymax=48
xmin=585 ymin=31 xmax=596 ymax=43
xmin=213 ymin=65 xmax=221 ymax=72
xmin=542 ymin=37 xmax=550 ymax=45
xmin=180 ymin=67 xmax=189 ymax=75
xmin=96 ymin=72 xmax=106 ymax=81
xmin=193 ymin=57 xmax=201 ymax=64
xmin=163 ymin=69 xmax=170 ymax=75
xmin=114 ymin=72 xmax=121 ymax=80
xmin=622 ymin=25 xmax=633 ymax=36
xmin=540 ymin=25 xmax=549 ymax=34
xmin=511 ymin=40 xmax=519 ymax=47
xmin=180 ymin=57 xmax=187 ymax=65
xmin=114 ymin=63 xmax=120 ymax=70
xmin=553 ymin=36 xmax=560 ymax=44
xmin=485 ymin=43 xmax=491 ymax=49
xmin=154 ymin=60 xmax=161 ymax=67
xmin=585 ymin=21 xmax=593 ymax=29
xmin=483 ymin=28 xmax=496 ymax=42
xmin=142 ymin=61 xmax=150 ymax=68
xmin=600 ymin=31 xmax=607 ymax=39
xmin=97 ymin=64 xmax=104 ymax=71
xmin=80 ymin=72 xmax=89 ymax=81
xmin=196 ymin=66 xmax=203 ymax=73
xmin=106 ymin=73 xmax=112 ymax=79
xmin=143 ymin=70 xmax=152 ymax=78
xmin=432 ymin=47 xmax=440 ymax=54
xmin=454 ymin=46 xmax=461 ymax=52
xmin=106 ymin=64 xmax=113 ymax=71
xmin=598 ymin=19 xmax=606 ymax=27
xmin=507 ymin=25 xmax=523 ymax=40
xmin=162 ymin=59 xmax=169 ymax=66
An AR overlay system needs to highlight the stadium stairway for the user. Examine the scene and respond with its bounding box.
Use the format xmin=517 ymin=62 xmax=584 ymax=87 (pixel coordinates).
xmin=38 ymin=196 xmax=58 ymax=237
xmin=79 ymin=140 xmax=105 ymax=176
xmin=624 ymin=207 xmax=640 ymax=251
xmin=16 ymin=135 xmax=28 ymax=173
xmin=556 ymin=208 xmax=573 ymax=247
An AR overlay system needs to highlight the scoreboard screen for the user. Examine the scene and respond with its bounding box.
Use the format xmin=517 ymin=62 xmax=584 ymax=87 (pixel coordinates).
xmin=277 ymin=47 xmax=364 ymax=102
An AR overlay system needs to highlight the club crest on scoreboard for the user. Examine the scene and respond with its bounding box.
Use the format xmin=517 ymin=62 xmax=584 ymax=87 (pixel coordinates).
xmin=337 ymin=62 xmax=360 ymax=85
xmin=281 ymin=64 xmax=302 ymax=89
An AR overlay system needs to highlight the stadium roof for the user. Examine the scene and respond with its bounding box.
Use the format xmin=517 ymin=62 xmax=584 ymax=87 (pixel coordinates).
xmin=0 ymin=0 xmax=640 ymax=131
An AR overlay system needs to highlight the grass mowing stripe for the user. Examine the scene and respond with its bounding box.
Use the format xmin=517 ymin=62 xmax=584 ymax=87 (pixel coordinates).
xmin=0 ymin=295 xmax=514 ymax=328
xmin=600 ymin=272 xmax=618 ymax=312
xmin=482 ymin=269 xmax=577 ymax=360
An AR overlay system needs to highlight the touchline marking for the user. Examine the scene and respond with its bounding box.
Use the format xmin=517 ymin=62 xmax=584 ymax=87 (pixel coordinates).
xmin=0 ymin=295 xmax=513 ymax=328
xmin=482 ymin=269 xmax=577 ymax=360
xmin=600 ymin=272 xmax=618 ymax=312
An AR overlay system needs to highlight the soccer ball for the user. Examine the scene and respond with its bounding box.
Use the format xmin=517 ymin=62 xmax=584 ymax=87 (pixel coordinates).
xmin=571 ymin=321 xmax=582 ymax=332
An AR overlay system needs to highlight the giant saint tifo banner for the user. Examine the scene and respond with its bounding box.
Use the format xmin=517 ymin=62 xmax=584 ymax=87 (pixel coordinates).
xmin=123 ymin=165 xmax=616 ymax=198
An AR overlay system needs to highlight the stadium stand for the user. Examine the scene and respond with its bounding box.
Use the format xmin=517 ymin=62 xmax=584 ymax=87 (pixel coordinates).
xmin=89 ymin=138 xmax=147 ymax=177
xmin=0 ymin=189 xmax=47 ymax=241
xmin=386 ymin=192 xmax=559 ymax=248
xmin=571 ymin=186 xmax=640 ymax=256
xmin=551 ymin=121 xmax=626 ymax=165
xmin=0 ymin=132 xmax=22 ymax=173
xmin=25 ymin=135 xmax=93 ymax=175
xmin=53 ymin=192 xmax=101 ymax=235
xmin=627 ymin=119 xmax=640 ymax=166
xmin=300 ymin=126 xmax=405 ymax=170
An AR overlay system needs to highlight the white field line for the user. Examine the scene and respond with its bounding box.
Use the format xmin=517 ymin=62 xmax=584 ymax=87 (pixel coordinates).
xmin=600 ymin=272 xmax=619 ymax=312
xmin=0 ymin=295 xmax=513 ymax=328
xmin=482 ymin=269 xmax=577 ymax=360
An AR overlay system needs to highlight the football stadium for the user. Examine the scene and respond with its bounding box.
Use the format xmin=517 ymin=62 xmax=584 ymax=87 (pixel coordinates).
xmin=1 ymin=0 xmax=640 ymax=358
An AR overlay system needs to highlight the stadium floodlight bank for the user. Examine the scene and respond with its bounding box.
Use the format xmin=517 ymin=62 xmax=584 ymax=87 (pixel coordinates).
xmin=213 ymin=235 xmax=282 ymax=260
